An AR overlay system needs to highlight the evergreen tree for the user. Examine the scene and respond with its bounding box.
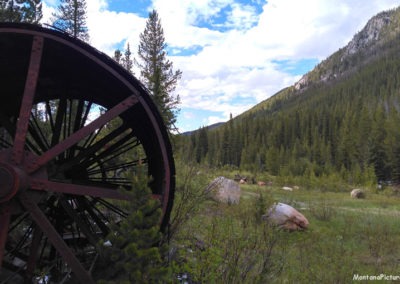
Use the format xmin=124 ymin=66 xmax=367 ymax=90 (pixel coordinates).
xmin=195 ymin=127 xmax=208 ymax=163
xmin=221 ymin=126 xmax=231 ymax=166
xmin=113 ymin=49 xmax=122 ymax=65
xmin=122 ymin=43 xmax=133 ymax=74
xmin=0 ymin=0 xmax=42 ymax=23
xmin=176 ymin=11 xmax=400 ymax=184
xmin=136 ymin=9 xmax=182 ymax=131
xmin=52 ymin=0 xmax=89 ymax=42
xmin=96 ymin=175 xmax=170 ymax=282
xmin=113 ymin=44 xmax=134 ymax=74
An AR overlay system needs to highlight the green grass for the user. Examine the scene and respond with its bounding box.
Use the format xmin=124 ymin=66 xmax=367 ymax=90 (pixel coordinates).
xmin=171 ymin=168 xmax=400 ymax=283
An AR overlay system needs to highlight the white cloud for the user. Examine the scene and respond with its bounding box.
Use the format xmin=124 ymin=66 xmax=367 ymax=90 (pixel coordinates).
xmin=43 ymin=0 xmax=146 ymax=55
xmin=85 ymin=0 xmax=147 ymax=55
xmin=161 ymin=0 xmax=399 ymax=130
xmin=87 ymin=10 xmax=145 ymax=54
xmin=41 ymin=1 xmax=56 ymax=24
xmin=43 ymin=0 xmax=400 ymax=131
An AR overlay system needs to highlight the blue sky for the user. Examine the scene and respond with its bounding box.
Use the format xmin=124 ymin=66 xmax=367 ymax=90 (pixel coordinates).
xmin=42 ymin=0 xmax=400 ymax=132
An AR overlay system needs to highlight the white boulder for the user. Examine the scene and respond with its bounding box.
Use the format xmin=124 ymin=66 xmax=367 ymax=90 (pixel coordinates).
xmin=351 ymin=189 xmax=365 ymax=199
xmin=282 ymin=186 xmax=293 ymax=191
xmin=265 ymin=203 xmax=309 ymax=231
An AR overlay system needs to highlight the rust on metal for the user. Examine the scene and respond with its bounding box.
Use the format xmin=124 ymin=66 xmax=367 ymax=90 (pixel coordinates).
xmin=0 ymin=23 xmax=175 ymax=283
xmin=30 ymin=179 xmax=129 ymax=200
xmin=12 ymin=36 xmax=44 ymax=166
xmin=0 ymin=163 xmax=29 ymax=202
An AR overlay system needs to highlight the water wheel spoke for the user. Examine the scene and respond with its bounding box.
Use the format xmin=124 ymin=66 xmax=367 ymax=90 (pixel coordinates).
xmin=45 ymin=100 xmax=55 ymax=131
xmin=76 ymin=197 xmax=111 ymax=236
xmin=84 ymin=135 xmax=141 ymax=172
xmin=85 ymin=127 xmax=140 ymax=163
xmin=58 ymin=197 xmax=99 ymax=246
xmin=30 ymin=179 xmax=129 ymax=200
xmin=0 ymin=113 xmax=40 ymax=155
xmin=12 ymin=36 xmax=44 ymax=165
xmin=25 ymin=226 xmax=43 ymax=281
xmin=0 ymin=137 xmax=12 ymax=149
xmin=18 ymin=192 xmax=95 ymax=284
xmin=50 ymin=98 xmax=67 ymax=147
xmin=28 ymin=116 xmax=50 ymax=153
xmin=67 ymin=100 xmax=86 ymax=159
xmin=91 ymin=197 xmax=128 ymax=219
xmin=80 ymin=101 xmax=93 ymax=129
xmin=58 ymin=124 xmax=129 ymax=173
xmin=28 ymin=95 xmax=138 ymax=174
xmin=0 ymin=205 xmax=11 ymax=267
xmin=8 ymin=212 xmax=30 ymax=233
xmin=0 ymin=112 xmax=15 ymax=138
xmin=86 ymin=159 xmax=146 ymax=176
xmin=72 ymin=100 xmax=85 ymax=134
xmin=7 ymin=222 xmax=35 ymax=261
xmin=85 ymin=177 xmax=132 ymax=186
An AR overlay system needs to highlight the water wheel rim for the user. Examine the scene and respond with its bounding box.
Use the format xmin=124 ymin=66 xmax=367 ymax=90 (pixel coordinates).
xmin=0 ymin=23 xmax=175 ymax=283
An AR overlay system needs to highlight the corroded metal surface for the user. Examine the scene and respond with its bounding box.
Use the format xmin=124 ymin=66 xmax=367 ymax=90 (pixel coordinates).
xmin=0 ymin=23 xmax=175 ymax=283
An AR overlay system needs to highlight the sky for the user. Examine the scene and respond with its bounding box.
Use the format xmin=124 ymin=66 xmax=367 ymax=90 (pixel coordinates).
xmin=41 ymin=0 xmax=400 ymax=132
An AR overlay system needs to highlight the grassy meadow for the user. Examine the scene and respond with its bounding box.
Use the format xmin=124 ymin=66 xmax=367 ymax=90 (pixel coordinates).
xmin=170 ymin=166 xmax=400 ymax=283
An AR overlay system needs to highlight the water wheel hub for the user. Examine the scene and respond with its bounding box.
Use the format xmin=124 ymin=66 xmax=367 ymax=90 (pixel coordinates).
xmin=0 ymin=163 xmax=28 ymax=203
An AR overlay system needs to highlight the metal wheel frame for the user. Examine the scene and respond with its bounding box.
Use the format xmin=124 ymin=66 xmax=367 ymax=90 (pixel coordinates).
xmin=0 ymin=23 xmax=175 ymax=283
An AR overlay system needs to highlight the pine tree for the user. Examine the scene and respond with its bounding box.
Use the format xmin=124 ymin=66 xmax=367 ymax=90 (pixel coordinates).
xmin=122 ymin=43 xmax=133 ymax=74
xmin=113 ymin=49 xmax=122 ymax=65
xmin=113 ymin=44 xmax=134 ymax=74
xmin=136 ymin=9 xmax=182 ymax=131
xmin=0 ymin=0 xmax=42 ymax=23
xmin=52 ymin=0 xmax=89 ymax=42
xmin=96 ymin=175 xmax=170 ymax=282
xmin=195 ymin=127 xmax=208 ymax=163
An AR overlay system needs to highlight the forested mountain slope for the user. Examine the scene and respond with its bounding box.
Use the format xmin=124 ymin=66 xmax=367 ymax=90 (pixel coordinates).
xmin=178 ymin=7 xmax=400 ymax=185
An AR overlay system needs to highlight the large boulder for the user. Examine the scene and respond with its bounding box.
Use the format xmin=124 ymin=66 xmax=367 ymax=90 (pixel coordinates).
xmin=351 ymin=188 xmax=365 ymax=199
xmin=265 ymin=203 xmax=309 ymax=231
xmin=206 ymin=176 xmax=241 ymax=204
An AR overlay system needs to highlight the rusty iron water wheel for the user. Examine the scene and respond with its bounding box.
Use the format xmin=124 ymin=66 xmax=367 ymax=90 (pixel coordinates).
xmin=0 ymin=23 xmax=175 ymax=283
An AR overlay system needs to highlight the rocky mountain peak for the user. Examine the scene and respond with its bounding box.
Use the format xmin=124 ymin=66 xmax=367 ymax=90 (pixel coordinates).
xmin=294 ymin=8 xmax=399 ymax=92
xmin=344 ymin=11 xmax=392 ymax=57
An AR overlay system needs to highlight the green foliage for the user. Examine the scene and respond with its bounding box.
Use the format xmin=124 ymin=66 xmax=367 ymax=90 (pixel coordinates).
xmin=167 ymin=163 xmax=400 ymax=283
xmin=96 ymin=175 xmax=170 ymax=283
xmin=113 ymin=49 xmax=122 ymax=64
xmin=177 ymin=21 xmax=400 ymax=187
xmin=113 ymin=43 xmax=134 ymax=75
xmin=169 ymin=166 xmax=285 ymax=283
xmin=136 ymin=9 xmax=182 ymax=132
xmin=52 ymin=0 xmax=89 ymax=41
xmin=168 ymin=161 xmax=209 ymax=240
xmin=123 ymin=43 xmax=133 ymax=74
xmin=0 ymin=0 xmax=42 ymax=23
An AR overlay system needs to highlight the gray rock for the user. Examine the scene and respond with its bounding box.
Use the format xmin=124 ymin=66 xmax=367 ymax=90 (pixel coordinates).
xmin=206 ymin=176 xmax=241 ymax=204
